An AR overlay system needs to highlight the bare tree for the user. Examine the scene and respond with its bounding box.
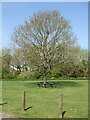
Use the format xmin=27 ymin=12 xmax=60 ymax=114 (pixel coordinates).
xmin=12 ymin=10 xmax=77 ymax=87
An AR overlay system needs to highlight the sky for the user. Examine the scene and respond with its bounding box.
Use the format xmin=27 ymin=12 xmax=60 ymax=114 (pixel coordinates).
xmin=2 ymin=2 xmax=88 ymax=49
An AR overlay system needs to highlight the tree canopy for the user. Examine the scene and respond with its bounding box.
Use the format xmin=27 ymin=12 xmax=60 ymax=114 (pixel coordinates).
xmin=1 ymin=10 xmax=88 ymax=84
xmin=11 ymin=10 xmax=79 ymax=87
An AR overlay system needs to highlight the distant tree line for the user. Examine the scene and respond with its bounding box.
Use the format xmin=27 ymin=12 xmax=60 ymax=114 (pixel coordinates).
xmin=1 ymin=46 xmax=88 ymax=80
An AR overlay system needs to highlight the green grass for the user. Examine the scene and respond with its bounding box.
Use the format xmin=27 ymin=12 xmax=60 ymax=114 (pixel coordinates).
xmin=1 ymin=80 xmax=88 ymax=118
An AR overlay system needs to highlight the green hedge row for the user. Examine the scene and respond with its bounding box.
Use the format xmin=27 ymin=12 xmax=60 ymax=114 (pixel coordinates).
xmin=2 ymin=77 xmax=88 ymax=81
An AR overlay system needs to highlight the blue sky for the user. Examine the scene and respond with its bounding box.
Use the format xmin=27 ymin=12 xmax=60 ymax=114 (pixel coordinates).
xmin=2 ymin=2 xmax=88 ymax=49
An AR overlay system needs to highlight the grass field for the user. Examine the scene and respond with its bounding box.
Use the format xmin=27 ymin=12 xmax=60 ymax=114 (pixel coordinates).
xmin=1 ymin=80 xmax=88 ymax=118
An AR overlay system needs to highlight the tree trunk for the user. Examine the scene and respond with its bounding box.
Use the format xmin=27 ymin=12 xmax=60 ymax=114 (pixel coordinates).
xmin=44 ymin=67 xmax=47 ymax=88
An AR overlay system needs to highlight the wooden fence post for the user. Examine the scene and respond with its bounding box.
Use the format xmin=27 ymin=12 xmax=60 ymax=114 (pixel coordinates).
xmin=22 ymin=91 xmax=25 ymax=111
xmin=59 ymin=94 xmax=63 ymax=118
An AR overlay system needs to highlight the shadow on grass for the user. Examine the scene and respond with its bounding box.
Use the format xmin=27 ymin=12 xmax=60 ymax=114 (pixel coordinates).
xmin=62 ymin=111 xmax=66 ymax=118
xmin=26 ymin=81 xmax=83 ymax=88
xmin=25 ymin=106 xmax=33 ymax=111
xmin=53 ymin=81 xmax=82 ymax=88
xmin=0 ymin=102 xmax=7 ymax=105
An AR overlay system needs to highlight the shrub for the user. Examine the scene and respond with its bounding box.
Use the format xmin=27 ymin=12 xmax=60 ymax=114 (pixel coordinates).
xmin=18 ymin=69 xmax=41 ymax=79
xmin=18 ymin=71 xmax=31 ymax=79
xmin=47 ymin=70 xmax=52 ymax=78
xmin=51 ymin=67 xmax=61 ymax=77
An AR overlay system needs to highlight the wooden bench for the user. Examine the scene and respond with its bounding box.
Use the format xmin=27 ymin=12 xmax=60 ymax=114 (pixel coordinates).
xmin=37 ymin=83 xmax=41 ymax=87
xmin=37 ymin=82 xmax=56 ymax=88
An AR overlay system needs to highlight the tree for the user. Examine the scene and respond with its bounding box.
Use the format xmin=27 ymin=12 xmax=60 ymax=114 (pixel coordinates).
xmin=12 ymin=10 xmax=77 ymax=87
xmin=11 ymin=48 xmax=24 ymax=74
xmin=2 ymin=48 xmax=11 ymax=78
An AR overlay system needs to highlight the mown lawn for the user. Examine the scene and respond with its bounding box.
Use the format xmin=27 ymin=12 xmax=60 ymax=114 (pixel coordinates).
xmin=1 ymin=80 xmax=88 ymax=118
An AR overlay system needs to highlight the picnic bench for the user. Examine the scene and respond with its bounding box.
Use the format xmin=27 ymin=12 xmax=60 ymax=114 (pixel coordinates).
xmin=37 ymin=82 xmax=56 ymax=88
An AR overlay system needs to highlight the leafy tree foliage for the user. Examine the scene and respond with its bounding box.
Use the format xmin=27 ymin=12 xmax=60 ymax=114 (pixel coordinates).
xmin=12 ymin=10 xmax=78 ymax=87
xmin=2 ymin=48 xmax=11 ymax=78
xmin=1 ymin=10 xmax=88 ymax=82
